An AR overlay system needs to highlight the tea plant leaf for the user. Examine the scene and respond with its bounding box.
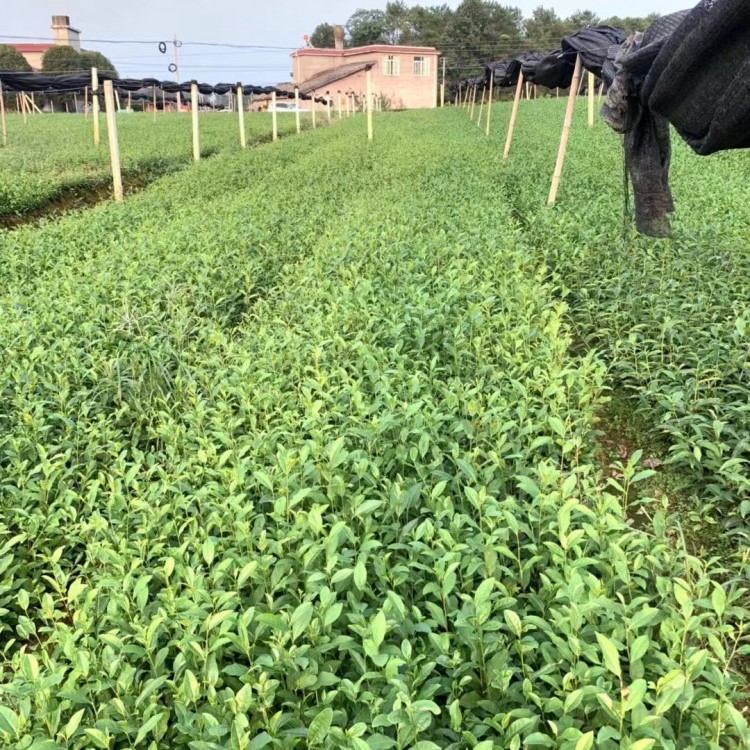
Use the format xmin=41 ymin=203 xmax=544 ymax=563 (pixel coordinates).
xmin=596 ymin=633 xmax=622 ymax=678
xmin=135 ymin=712 xmax=165 ymax=745
xmin=0 ymin=707 xmax=19 ymax=737
xmin=291 ymin=601 xmax=314 ymax=641
xmin=575 ymin=732 xmax=594 ymax=750
xmin=308 ymin=707 xmax=333 ymax=745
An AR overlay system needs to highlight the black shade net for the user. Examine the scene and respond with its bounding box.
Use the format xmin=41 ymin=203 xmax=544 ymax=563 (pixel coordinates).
xmin=0 ymin=71 xmax=328 ymax=102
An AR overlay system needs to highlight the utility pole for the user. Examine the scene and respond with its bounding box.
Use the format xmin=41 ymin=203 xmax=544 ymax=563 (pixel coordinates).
xmin=441 ymin=57 xmax=446 ymax=108
xmin=174 ymin=36 xmax=182 ymax=110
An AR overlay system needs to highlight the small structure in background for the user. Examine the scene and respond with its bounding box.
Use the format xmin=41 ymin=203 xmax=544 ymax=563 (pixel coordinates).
xmin=290 ymin=25 xmax=440 ymax=110
xmin=11 ymin=15 xmax=81 ymax=71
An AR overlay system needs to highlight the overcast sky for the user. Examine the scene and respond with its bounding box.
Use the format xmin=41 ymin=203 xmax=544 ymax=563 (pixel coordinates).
xmin=4 ymin=1 xmax=689 ymax=85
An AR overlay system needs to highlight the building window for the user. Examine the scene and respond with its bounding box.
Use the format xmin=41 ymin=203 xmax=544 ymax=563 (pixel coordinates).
xmin=413 ymin=56 xmax=429 ymax=76
xmin=384 ymin=55 xmax=400 ymax=76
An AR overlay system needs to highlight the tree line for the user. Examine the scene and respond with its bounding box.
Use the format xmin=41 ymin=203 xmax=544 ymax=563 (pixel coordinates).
xmin=310 ymin=1 xmax=658 ymax=87
xmin=0 ymin=44 xmax=117 ymax=76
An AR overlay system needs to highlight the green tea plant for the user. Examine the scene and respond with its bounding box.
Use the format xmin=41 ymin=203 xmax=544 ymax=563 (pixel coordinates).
xmin=494 ymin=98 xmax=750 ymax=542
xmin=0 ymin=110 xmax=747 ymax=749
xmin=0 ymin=111 xmax=310 ymax=217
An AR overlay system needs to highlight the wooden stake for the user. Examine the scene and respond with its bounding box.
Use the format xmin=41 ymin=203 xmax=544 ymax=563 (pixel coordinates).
xmin=469 ymin=85 xmax=477 ymax=119
xmin=127 ymin=91 xmax=132 ymax=111
xmin=271 ymin=91 xmax=278 ymax=140
xmin=485 ymin=71 xmax=494 ymax=136
xmin=237 ymin=83 xmax=246 ymax=148
xmin=327 ymin=96 xmax=332 ymax=123
xmin=312 ymin=91 xmax=317 ymax=129
xmin=92 ymin=68 xmax=100 ymax=145
xmin=0 ymin=79 xmax=7 ymax=146
xmin=152 ymin=86 xmax=157 ymax=122
xmin=588 ymin=71 xmax=595 ymax=127
xmin=162 ymin=90 xmax=166 ymax=113
xmin=20 ymin=92 xmax=28 ymax=124
xmin=295 ymin=87 xmax=301 ymax=134
xmin=337 ymin=91 xmax=342 ymax=119
xmin=477 ymin=86 xmax=485 ymax=126
xmin=102 ymin=80 xmax=123 ymax=202
xmin=74 ymin=93 xmax=79 ymax=113
xmin=503 ymin=71 xmax=524 ymax=159
xmin=366 ymin=69 xmax=373 ymax=141
xmin=191 ymin=81 xmax=200 ymax=160
xmin=548 ymin=54 xmax=583 ymax=206
xmin=598 ymin=80 xmax=605 ymax=104
xmin=84 ymin=86 xmax=89 ymax=118
xmin=115 ymin=89 xmax=121 ymax=112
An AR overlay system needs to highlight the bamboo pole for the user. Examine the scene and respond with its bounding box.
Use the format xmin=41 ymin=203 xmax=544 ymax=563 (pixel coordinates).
xmin=598 ymin=80 xmax=605 ymax=104
xmin=327 ymin=96 xmax=332 ymax=123
xmin=92 ymin=68 xmax=100 ymax=145
xmin=337 ymin=91 xmax=342 ymax=119
xmin=548 ymin=54 xmax=583 ymax=206
xmin=588 ymin=71 xmax=595 ymax=126
xmin=295 ymin=87 xmax=301 ymax=134
xmin=74 ymin=93 xmax=79 ymax=113
xmin=102 ymin=80 xmax=123 ymax=202
xmin=115 ymin=89 xmax=121 ymax=112
xmin=26 ymin=94 xmax=42 ymax=115
xmin=469 ymin=85 xmax=477 ymax=119
xmin=84 ymin=86 xmax=89 ymax=118
xmin=271 ymin=91 xmax=278 ymax=140
xmin=503 ymin=71 xmax=524 ymax=159
xmin=237 ymin=83 xmax=246 ymax=148
xmin=0 ymin=79 xmax=6 ymax=146
xmin=477 ymin=86 xmax=485 ymax=126
xmin=367 ymin=69 xmax=373 ymax=141
xmin=191 ymin=81 xmax=200 ymax=161
xmin=152 ymin=86 xmax=157 ymax=122
xmin=20 ymin=92 xmax=28 ymax=124
xmin=485 ymin=71 xmax=494 ymax=136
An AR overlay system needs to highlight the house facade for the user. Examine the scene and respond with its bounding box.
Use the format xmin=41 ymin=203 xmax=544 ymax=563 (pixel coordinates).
xmin=12 ymin=16 xmax=81 ymax=71
xmin=291 ymin=28 xmax=440 ymax=110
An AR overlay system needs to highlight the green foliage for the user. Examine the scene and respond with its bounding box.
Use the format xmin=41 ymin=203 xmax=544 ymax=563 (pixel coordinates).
xmin=0 ymin=111 xmax=311 ymax=217
xmin=0 ymin=107 xmax=747 ymax=748
xmin=310 ymin=23 xmax=336 ymax=49
xmin=346 ymin=8 xmax=390 ymax=46
xmin=0 ymin=44 xmax=32 ymax=72
xmin=41 ymin=45 xmax=84 ymax=74
xmin=80 ymin=49 xmax=118 ymax=77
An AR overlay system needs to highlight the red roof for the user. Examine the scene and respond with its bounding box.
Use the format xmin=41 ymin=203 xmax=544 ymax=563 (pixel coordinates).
xmin=294 ymin=44 xmax=439 ymax=58
xmin=11 ymin=43 xmax=53 ymax=53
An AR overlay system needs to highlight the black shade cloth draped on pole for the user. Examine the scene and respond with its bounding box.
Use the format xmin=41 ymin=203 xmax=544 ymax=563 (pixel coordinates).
xmin=602 ymin=0 xmax=749 ymax=237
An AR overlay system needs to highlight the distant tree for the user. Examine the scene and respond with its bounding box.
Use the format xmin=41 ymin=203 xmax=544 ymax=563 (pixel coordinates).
xmin=442 ymin=0 xmax=524 ymax=87
xmin=384 ymin=1 xmax=413 ymax=44
xmin=604 ymin=14 xmax=660 ymax=33
xmin=310 ymin=23 xmax=336 ymax=49
xmin=524 ymin=6 xmax=568 ymax=49
xmin=346 ymin=9 xmax=389 ymax=46
xmin=564 ymin=10 xmax=600 ymax=31
xmin=407 ymin=5 xmax=453 ymax=48
xmin=80 ymin=50 xmax=118 ymax=77
xmin=41 ymin=45 xmax=83 ymax=73
xmin=0 ymin=44 xmax=33 ymax=71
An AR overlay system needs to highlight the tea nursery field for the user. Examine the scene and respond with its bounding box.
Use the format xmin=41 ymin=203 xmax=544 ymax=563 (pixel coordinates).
xmin=0 ymin=104 xmax=749 ymax=750
xmin=0 ymin=111 xmax=307 ymax=219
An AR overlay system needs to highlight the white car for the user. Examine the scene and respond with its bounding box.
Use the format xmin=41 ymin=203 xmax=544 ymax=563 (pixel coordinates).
xmin=267 ymin=101 xmax=308 ymax=113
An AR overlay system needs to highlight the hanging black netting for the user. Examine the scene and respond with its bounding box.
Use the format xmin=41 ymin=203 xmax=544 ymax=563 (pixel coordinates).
xmin=532 ymin=50 xmax=574 ymax=89
xmin=645 ymin=0 xmax=750 ymax=155
xmin=562 ymin=25 xmax=628 ymax=77
xmin=485 ymin=60 xmax=513 ymax=86
xmin=602 ymin=0 xmax=749 ymax=237
xmin=518 ymin=52 xmax=547 ymax=82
